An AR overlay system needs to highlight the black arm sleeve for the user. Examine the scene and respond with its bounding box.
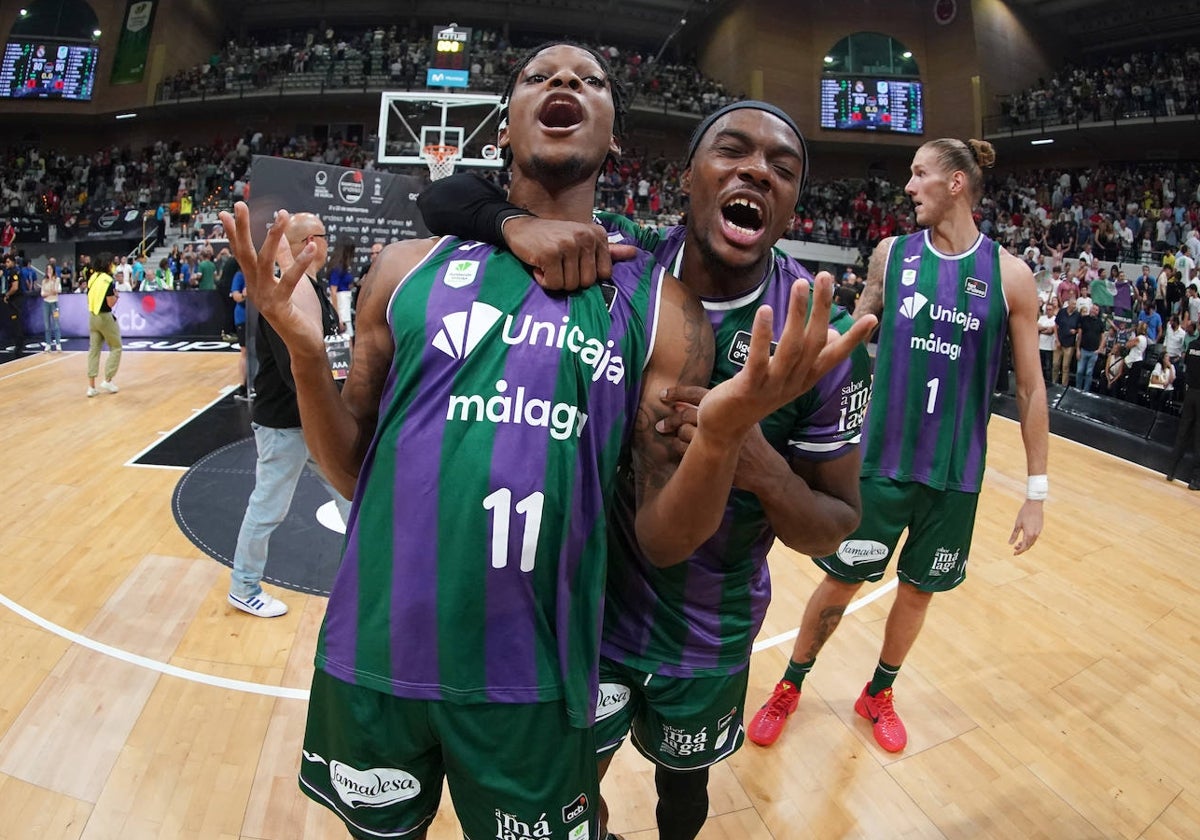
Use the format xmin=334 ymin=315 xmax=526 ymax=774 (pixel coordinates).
xmin=416 ymin=173 xmax=531 ymax=245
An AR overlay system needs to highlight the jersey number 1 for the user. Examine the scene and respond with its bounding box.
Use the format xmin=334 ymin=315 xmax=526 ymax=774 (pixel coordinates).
xmin=483 ymin=488 xmax=544 ymax=572
xmin=925 ymin=377 xmax=940 ymax=414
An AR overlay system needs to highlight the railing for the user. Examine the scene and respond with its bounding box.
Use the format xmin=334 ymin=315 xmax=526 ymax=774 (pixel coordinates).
xmin=984 ymin=93 xmax=1200 ymax=137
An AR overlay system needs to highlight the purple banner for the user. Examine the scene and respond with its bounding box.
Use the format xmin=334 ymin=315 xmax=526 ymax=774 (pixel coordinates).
xmin=14 ymin=291 xmax=225 ymax=339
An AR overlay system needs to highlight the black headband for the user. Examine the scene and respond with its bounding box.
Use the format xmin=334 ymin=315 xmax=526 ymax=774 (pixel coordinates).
xmin=684 ymin=100 xmax=810 ymax=206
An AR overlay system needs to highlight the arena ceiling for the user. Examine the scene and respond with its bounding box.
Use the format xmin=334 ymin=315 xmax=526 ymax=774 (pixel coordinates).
xmin=219 ymin=0 xmax=731 ymax=52
xmin=1007 ymin=0 xmax=1200 ymax=51
xmin=218 ymin=0 xmax=1200 ymax=53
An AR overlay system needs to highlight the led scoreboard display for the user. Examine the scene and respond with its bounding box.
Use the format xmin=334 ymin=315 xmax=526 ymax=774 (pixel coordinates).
xmin=819 ymin=77 xmax=924 ymax=135
xmin=0 ymin=40 xmax=99 ymax=101
xmin=427 ymin=24 xmax=471 ymax=88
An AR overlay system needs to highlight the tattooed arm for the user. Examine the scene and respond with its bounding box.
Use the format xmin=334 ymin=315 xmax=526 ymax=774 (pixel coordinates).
xmin=634 ymin=273 xmax=871 ymax=567
xmin=631 ymin=273 xmax=726 ymax=567
xmin=854 ymin=236 xmax=894 ymax=322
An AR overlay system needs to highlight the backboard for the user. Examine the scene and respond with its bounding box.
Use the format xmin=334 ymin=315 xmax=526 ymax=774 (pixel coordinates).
xmin=377 ymin=91 xmax=504 ymax=171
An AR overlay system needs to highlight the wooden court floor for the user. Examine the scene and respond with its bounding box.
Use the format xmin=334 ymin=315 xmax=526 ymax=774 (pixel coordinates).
xmin=1 ymin=349 xmax=1198 ymax=839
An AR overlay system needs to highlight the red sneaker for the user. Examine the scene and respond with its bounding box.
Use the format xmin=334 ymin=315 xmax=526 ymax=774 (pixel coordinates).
xmin=854 ymin=683 xmax=908 ymax=752
xmin=747 ymin=680 xmax=800 ymax=746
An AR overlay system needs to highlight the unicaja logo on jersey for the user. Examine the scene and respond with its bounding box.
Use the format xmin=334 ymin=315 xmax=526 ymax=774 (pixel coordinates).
xmin=899 ymin=293 xmax=929 ymax=319
xmin=433 ymin=303 xmax=626 ymax=384
xmin=433 ymin=301 xmax=503 ymax=360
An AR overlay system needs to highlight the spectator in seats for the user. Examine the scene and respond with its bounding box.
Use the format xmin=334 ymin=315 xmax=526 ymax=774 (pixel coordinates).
xmin=1078 ymin=240 xmax=1095 ymax=268
xmin=1136 ymin=264 xmax=1155 ymax=299
xmin=1165 ymin=331 xmax=1200 ymax=488
xmin=1104 ymin=325 xmax=1128 ymax=397
xmin=1163 ymin=314 xmax=1186 ymax=361
xmin=147 ymin=257 xmax=172 ymax=291
xmin=113 ymin=265 xmax=134 ymax=293
xmin=1175 ymin=244 xmax=1195 ymax=285
xmin=1075 ymin=302 xmax=1104 ymax=393
xmin=1184 ymin=284 xmax=1200 ymax=327
xmin=1055 ymin=265 xmax=1080 ymax=308
xmin=131 ymin=255 xmax=146 ymax=289
xmin=327 ymin=241 xmax=355 ymax=336
xmin=1137 ymin=299 xmax=1163 ymax=342
xmin=1117 ymin=218 xmax=1135 ymax=259
xmin=1124 ymin=321 xmax=1151 ymax=399
xmin=1095 ymin=217 xmax=1120 ymax=261
xmin=1054 ymin=295 xmax=1081 ymax=386
xmin=1166 ymin=267 xmax=1186 ymax=317
xmin=1155 ymin=263 xmax=1172 ymax=319
xmin=1038 ymin=298 xmax=1058 ymax=383
xmin=196 ymin=247 xmax=217 ymax=290
xmin=1147 ymin=352 xmax=1176 ymax=411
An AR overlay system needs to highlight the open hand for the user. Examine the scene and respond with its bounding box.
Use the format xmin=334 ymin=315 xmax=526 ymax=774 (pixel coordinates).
xmin=695 ymin=273 xmax=877 ymax=444
xmin=218 ymin=203 xmax=324 ymax=350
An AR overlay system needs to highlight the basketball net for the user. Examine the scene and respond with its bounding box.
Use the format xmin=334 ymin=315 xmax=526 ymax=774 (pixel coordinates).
xmin=422 ymin=144 xmax=459 ymax=180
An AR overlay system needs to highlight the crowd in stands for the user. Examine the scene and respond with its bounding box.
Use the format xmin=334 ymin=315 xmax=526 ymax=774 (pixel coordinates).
xmin=1000 ymin=45 xmax=1200 ymax=127
xmin=157 ymin=25 xmax=740 ymax=118
xmin=25 ymin=244 xmax=236 ymax=298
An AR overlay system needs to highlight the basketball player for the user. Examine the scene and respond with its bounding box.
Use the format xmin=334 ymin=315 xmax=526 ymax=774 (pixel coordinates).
xmin=221 ymin=44 xmax=864 ymax=840
xmin=417 ymin=101 xmax=876 ymax=840
xmin=749 ymin=138 xmax=1049 ymax=754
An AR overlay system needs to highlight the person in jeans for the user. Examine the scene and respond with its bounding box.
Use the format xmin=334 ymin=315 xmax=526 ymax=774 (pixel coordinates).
xmin=41 ymin=259 xmax=62 ymax=351
xmin=228 ymin=212 xmax=350 ymax=618
xmin=1053 ymin=296 xmax=1081 ymax=386
xmin=1075 ymin=302 xmax=1104 ymax=392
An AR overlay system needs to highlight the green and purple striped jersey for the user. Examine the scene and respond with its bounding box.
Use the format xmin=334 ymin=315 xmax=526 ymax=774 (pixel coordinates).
xmin=599 ymin=217 xmax=871 ymax=677
xmin=862 ymin=230 xmax=1008 ymax=492
xmin=316 ymin=236 xmax=664 ymax=728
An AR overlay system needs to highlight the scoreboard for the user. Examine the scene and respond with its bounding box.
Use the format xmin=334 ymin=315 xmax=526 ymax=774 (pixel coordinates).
xmin=820 ymin=77 xmax=923 ymax=135
xmin=0 ymin=40 xmax=99 ymax=101
xmin=427 ymin=24 xmax=471 ymax=88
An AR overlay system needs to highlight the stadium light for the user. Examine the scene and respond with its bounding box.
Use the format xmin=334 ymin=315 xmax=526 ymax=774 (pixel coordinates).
xmin=902 ymin=51 xmax=913 ymax=59
xmin=1030 ymin=138 xmax=1054 ymax=145
xmin=19 ymin=8 xmax=28 ymax=17
xmin=115 ymin=113 xmax=137 ymax=120
xmin=92 ymin=28 xmax=101 ymax=38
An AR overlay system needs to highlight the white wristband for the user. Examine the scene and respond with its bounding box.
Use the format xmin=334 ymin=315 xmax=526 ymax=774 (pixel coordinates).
xmin=1026 ymin=474 xmax=1048 ymax=501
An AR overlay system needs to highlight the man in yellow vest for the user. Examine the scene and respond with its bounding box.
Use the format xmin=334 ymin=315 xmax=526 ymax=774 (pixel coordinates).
xmin=86 ymin=251 xmax=122 ymax=397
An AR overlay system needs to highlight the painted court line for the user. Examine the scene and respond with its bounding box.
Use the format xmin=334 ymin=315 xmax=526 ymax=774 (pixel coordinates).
xmin=0 ymin=591 xmax=309 ymax=700
xmin=752 ymin=578 xmax=898 ymax=654
xmin=0 ymin=353 xmax=70 ymax=382
xmin=1 ymin=580 xmax=892 ymax=699
xmin=123 ymin=386 xmax=237 ymax=469
xmin=0 ymin=414 xmax=1165 ymax=697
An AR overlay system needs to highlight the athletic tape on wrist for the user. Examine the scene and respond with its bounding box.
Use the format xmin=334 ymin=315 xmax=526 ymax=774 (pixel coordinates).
xmin=1026 ymin=474 xmax=1049 ymax=501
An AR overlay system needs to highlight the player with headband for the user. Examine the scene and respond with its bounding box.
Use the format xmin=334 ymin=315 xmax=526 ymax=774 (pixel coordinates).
xmin=419 ymin=99 xmax=874 ymax=840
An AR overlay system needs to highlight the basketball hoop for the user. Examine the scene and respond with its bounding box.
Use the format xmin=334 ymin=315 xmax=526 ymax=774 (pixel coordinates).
xmin=422 ymin=144 xmax=459 ymax=180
